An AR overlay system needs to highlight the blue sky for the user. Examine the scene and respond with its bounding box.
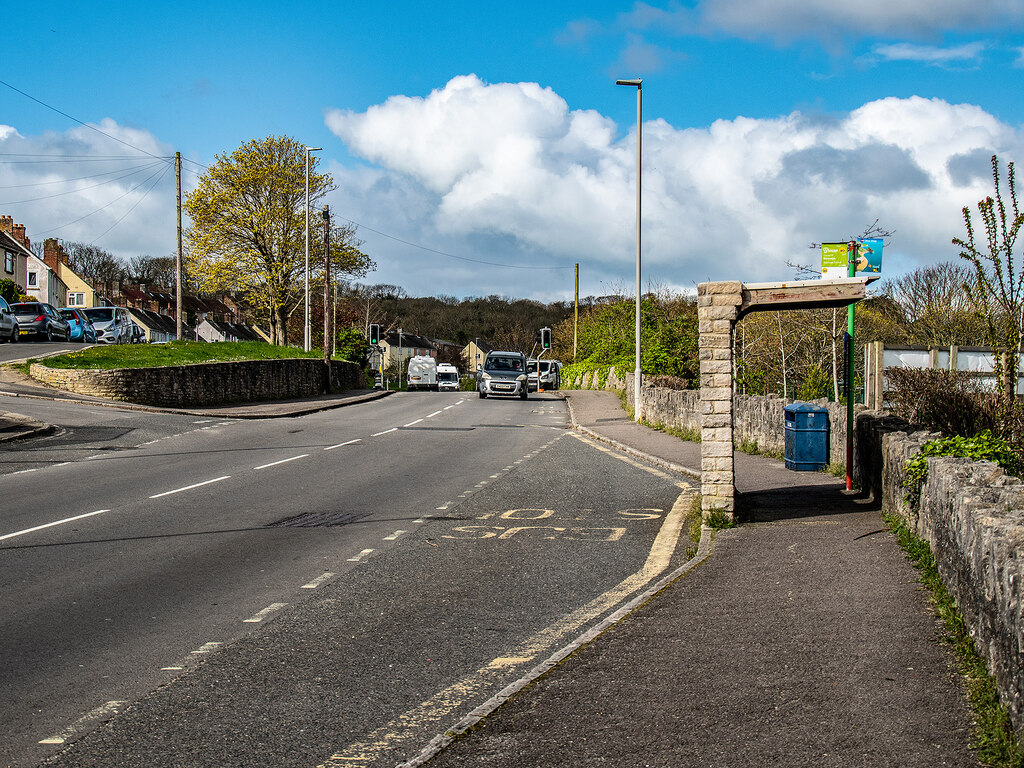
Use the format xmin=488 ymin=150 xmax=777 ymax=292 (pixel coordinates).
xmin=3 ymin=0 xmax=1024 ymax=301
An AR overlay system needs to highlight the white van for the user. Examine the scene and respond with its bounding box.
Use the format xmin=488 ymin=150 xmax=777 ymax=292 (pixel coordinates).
xmin=437 ymin=363 xmax=459 ymax=391
xmin=407 ymin=355 xmax=438 ymax=391
xmin=82 ymin=306 xmax=132 ymax=344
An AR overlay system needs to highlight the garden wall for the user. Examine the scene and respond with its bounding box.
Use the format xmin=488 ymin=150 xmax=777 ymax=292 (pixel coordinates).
xmin=30 ymin=358 xmax=364 ymax=407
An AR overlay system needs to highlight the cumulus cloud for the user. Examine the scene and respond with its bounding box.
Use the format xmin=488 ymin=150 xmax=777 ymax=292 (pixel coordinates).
xmin=326 ymin=76 xmax=1024 ymax=298
xmin=0 ymin=120 xmax=178 ymax=259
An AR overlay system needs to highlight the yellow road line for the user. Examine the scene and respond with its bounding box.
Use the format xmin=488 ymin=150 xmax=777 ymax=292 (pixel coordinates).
xmin=317 ymin=483 xmax=696 ymax=768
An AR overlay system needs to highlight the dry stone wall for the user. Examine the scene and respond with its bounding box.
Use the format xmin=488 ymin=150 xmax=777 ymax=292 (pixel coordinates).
xmin=30 ymin=358 xmax=364 ymax=408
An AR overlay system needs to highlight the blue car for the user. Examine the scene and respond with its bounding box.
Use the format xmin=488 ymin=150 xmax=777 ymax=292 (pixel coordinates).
xmin=60 ymin=308 xmax=97 ymax=343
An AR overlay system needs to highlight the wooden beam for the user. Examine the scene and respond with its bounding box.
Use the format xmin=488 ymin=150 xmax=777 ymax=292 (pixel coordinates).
xmin=738 ymin=276 xmax=878 ymax=318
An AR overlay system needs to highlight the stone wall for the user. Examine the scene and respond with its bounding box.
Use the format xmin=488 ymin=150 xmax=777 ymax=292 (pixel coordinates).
xmin=30 ymin=358 xmax=364 ymax=408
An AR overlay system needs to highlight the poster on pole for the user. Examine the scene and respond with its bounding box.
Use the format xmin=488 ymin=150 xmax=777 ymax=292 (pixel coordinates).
xmin=855 ymin=238 xmax=883 ymax=274
xmin=821 ymin=243 xmax=847 ymax=278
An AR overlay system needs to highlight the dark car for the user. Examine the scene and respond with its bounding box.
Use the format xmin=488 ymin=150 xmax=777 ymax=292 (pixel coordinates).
xmin=130 ymin=323 xmax=147 ymax=344
xmin=0 ymin=296 xmax=19 ymax=343
xmin=60 ymin=308 xmax=97 ymax=343
xmin=10 ymin=301 xmax=70 ymax=341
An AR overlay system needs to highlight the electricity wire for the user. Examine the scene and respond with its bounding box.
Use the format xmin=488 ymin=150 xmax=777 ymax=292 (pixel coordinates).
xmin=0 ymin=161 xmax=165 ymax=203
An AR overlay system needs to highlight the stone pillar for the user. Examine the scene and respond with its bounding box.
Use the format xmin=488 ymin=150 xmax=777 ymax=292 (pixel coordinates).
xmin=698 ymin=281 xmax=742 ymax=520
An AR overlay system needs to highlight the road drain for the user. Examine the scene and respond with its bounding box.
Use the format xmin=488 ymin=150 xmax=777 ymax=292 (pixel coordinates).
xmin=269 ymin=511 xmax=371 ymax=528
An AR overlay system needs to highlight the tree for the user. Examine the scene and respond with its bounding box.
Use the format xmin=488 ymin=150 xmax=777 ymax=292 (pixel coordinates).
xmin=184 ymin=135 xmax=375 ymax=345
xmin=953 ymin=154 xmax=1024 ymax=427
xmin=56 ymin=242 xmax=126 ymax=285
xmin=126 ymin=254 xmax=177 ymax=288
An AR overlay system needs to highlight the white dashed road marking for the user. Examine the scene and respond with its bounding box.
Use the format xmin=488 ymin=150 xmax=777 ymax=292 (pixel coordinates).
xmin=0 ymin=509 xmax=110 ymax=542
xmin=149 ymin=476 xmax=231 ymax=499
xmin=244 ymin=603 xmax=287 ymax=623
xmin=302 ymin=573 xmax=335 ymax=589
xmin=347 ymin=549 xmax=374 ymax=562
xmin=325 ymin=439 xmax=361 ymax=451
xmin=253 ymin=454 xmax=308 ymax=470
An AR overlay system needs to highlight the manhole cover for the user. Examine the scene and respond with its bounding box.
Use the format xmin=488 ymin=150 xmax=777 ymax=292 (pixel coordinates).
xmin=269 ymin=511 xmax=371 ymax=528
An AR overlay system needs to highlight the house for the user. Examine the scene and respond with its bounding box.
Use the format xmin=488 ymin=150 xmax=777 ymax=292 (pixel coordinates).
xmin=197 ymin=319 xmax=265 ymax=343
xmin=127 ymin=307 xmax=194 ymax=344
xmin=462 ymin=338 xmax=493 ymax=372
xmin=42 ymin=239 xmax=96 ymax=308
xmin=0 ymin=216 xmax=31 ymax=292
xmin=24 ymin=251 xmax=67 ymax=307
xmin=378 ymin=330 xmax=436 ymax=372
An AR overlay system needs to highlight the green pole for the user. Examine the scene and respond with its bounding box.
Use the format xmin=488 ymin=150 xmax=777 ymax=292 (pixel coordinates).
xmin=846 ymin=240 xmax=857 ymax=491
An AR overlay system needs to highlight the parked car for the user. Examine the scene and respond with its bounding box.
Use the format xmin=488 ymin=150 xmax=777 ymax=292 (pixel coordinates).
xmin=59 ymin=308 xmax=97 ymax=343
xmin=0 ymin=296 xmax=19 ymax=343
xmin=130 ymin=323 xmax=147 ymax=344
xmin=82 ymin=306 xmax=132 ymax=344
xmin=477 ymin=351 xmax=528 ymax=399
xmin=10 ymin=301 xmax=70 ymax=341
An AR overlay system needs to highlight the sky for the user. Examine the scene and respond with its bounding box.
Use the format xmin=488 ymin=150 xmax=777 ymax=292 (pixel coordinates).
xmin=2 ymin=0 xmax=1023 ymax=303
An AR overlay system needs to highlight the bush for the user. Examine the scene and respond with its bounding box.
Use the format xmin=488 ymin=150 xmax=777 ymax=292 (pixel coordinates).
xmin=646 ymin=374 xmax=692 ymax=390
xmin=886 ymin=368 xmax=999 ymax=437
xmin=904 ymin=430 xmax=1023 ymax=507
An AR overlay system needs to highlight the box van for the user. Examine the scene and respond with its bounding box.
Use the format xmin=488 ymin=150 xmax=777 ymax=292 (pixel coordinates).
xmin=437 ymin=363 xmax=460 ymax=391
xmin=82 ymin=306 xmax=132 ymax=344
xmin=407 ymin=355 xmax=438 ymax=391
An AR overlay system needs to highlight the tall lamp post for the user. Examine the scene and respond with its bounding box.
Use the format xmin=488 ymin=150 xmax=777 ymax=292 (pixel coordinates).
xmin=304 ymin=146 xmax=322 ymax=351
xmin=616 ymin=78 xmax=643 ymax=423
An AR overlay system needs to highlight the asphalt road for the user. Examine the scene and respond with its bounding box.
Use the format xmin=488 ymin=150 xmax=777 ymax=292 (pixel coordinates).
xmin=0 ymin=391 xmax=696 ymax=767
xmin=0 ymin=339 xmax=84 ymax=364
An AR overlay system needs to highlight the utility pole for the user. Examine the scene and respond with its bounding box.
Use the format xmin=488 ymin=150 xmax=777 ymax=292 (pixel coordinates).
xmin=574 ymin=263 xmax=579 ymax=360
xmin=845 ymin=240 xmax=858 ymax=492
xmin=323 ymin=205 xmax=331 ymax=365
xmin=175 ymin=152 xmax=183 ymax=341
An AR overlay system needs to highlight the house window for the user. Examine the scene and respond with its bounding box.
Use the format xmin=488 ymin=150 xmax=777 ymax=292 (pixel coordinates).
xmin=27 ymin=271 xmax=37 ymax=288
xmin=4 ymin=250 xmax=13 ymax=274
xmin=68 ymin=293 xmax=85 ymax=306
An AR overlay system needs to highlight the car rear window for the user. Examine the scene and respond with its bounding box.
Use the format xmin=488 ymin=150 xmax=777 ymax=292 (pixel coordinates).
xmin=12 ymin=303 xmax=42 ymax=313
xmin=83 ymin=308 xmax=114 ymax=321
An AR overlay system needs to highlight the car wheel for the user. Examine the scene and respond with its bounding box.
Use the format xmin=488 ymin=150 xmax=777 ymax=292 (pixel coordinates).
xmin=45 ymin=325 xmax=53 ymax=342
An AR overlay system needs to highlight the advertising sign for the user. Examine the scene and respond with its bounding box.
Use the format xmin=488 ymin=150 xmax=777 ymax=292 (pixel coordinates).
xmin=855 ymin=238 xmax=883 ymax=274
xmin=821 ymin=239 xmax=884 ymax=277
xmin=821 ymin=243 xmax=847 ymax=278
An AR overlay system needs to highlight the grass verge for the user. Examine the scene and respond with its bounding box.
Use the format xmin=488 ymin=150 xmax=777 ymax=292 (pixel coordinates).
xmin=884 ymin=512 xmax=1024 ymax=768
xmin=28 ymin=341 xmax=330 ymax=370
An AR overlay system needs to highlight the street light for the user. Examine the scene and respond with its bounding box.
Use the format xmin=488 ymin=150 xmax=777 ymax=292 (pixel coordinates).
xmin=304 ymin=146 xmax=322 ymax=352
xmin=616 ymin=78 xmax=642 ymax=423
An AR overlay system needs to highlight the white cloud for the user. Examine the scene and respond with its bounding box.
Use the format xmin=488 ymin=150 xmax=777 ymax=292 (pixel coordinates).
xmin=0 ymin=120 xmax=178 ymax=260
xmin=870 ymin=41 xmax=987 ymax=65
xmin=612 ymin=0 xmax=1023 ymax=43
xmin=325 ymin=76 xmax=1024 ymax=298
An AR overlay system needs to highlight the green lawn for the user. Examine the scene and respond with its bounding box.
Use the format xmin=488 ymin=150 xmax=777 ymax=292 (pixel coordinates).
xmin=32 ymin=341 xmax=333 ymax=370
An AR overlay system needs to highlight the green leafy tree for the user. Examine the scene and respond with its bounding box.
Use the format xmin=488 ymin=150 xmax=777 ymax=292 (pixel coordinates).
xmin=185 ymin=135 xmax=374 ymax=345
xmin=952 ymin=154 xmax=1024 ymax=431
xmin=334 ymin=326 xmax=370 ymax=364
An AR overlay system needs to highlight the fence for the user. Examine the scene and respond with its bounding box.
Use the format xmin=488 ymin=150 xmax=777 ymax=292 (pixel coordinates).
xmin=863 ymin=343 xmax=1024 ymax=410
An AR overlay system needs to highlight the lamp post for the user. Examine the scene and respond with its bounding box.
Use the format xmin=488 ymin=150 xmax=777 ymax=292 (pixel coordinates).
xmin=304 ymin=146 xmax=322 ymax=351
xmin=616 ymin=78 xmax=643 ymax=423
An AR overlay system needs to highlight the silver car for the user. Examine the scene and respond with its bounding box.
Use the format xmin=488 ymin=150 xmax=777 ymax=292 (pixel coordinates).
xmin=477 ymin=351 xmax=528 ymax=399
xmin=82 ymin=306 xmax=132 ymax=344
xmin=0 ymin=296 xmax=19 ymax=342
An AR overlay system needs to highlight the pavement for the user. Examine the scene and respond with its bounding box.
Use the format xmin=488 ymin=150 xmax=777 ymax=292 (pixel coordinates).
xmin=0 ymin=377 xmax=980 ymax=766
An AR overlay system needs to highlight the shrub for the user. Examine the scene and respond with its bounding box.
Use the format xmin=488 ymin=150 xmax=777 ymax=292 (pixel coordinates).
xmin=886 ymin=367 xmax=999 ymax=438
xmin=903 ymin=430 xmax=1024 ymax=507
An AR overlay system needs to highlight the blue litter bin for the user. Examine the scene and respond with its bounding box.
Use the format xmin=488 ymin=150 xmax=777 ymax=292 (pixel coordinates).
xmin=784 ymin=403 xmax=829 ymax=471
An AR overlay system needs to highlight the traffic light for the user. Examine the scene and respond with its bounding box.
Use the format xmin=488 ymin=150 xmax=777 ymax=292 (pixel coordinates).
xmin=368 ymin=323 xmax=380 ymax=345
xmin=540 ymin=327 xmax=552 ymax=350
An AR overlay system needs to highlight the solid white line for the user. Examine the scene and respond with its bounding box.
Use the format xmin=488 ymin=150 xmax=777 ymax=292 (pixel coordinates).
xmin=325 ymin=438 xmax=361 ymax=451
xmin=0 ymin=509 xmax=109 ymax=542
xmin=371 ymin=428 xmax=398 ymax=437
xmin=253 ymin=454 xmax=308 ymax=470
xmin=426 ymin=410 xmax=442 ymax=418
xmin=403 ymin=419 xmax=424 ymax=427
xmin=243 ymin=603 xmax=287 ymax=623
xmin=149 ymin=476 xmax=230 ymax=499
xmin=302 ymin=572 xmax=335 ymax=589
xmin=347 ymin=548 xmax=374 ymax=562
xmin=383 ymin=530 xmax=407 ymax=541
xmin=11 ymin=468 xmax=39 ymax=475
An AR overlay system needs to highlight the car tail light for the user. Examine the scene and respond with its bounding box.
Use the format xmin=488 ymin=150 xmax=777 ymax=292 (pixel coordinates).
xmin=34 ymin=314 xmax=45 ymax=322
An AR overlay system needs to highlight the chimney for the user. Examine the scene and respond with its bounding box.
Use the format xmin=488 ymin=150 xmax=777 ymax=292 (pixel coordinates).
xmin=43 ymin=238 xmax=61 ymax=271
xmin=0 ymin=215 xmax=12 ymax=235
xmin=12 ymin=223 xmax=29 ymax=250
